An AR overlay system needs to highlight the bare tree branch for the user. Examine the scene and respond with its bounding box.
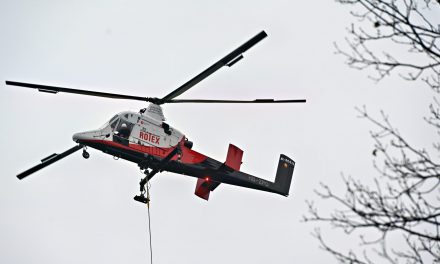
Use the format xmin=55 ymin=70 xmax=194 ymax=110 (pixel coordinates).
xmin=335 ymin=0 xmax=440 ymax=90
xmin=305 ymin=1 xmax=440 ymax=263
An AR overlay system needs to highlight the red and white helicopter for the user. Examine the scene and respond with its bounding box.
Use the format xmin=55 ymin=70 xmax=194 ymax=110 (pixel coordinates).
xmin=6 ymin=31 xmax=305 ymax=203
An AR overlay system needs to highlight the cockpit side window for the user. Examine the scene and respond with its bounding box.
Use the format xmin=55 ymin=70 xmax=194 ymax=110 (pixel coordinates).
xmin=109 ymin=115 xmax=119 ymax=123
xmin=109 ymin=115 xmax=120 ymax=130
xmin=115 ymin=118 xmax=134 ymax=139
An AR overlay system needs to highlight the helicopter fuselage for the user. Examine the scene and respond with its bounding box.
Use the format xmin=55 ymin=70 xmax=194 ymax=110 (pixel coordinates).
xmin=72 ymin=104 xmax=294 ymax=200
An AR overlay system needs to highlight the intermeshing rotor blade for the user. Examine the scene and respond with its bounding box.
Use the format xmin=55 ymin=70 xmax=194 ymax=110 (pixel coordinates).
xmin=5 ymin=81 xmax=152 ymax=102
xmin=17 ymin=145 xmax=83 ymax=180
xmin=6 ymin=32 xmax=306 ymax=106
xmin=166 ymin=99 xmax=307 ymax=104
xmin=161 ymin=31 xmax=268 ymax=101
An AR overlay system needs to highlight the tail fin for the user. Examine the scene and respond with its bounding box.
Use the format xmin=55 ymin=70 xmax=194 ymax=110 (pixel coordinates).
xmin=194 ymin=144 xmax=243 ymax=200
xmin=274 ymin=154 xmax=295 ymax=196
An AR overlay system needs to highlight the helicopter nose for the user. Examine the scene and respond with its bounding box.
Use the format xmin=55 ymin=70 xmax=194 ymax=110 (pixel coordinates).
xmin=72 ymin=132 xmax=91 ymax=142
xmin=72 ymin=132 xmax=84 ymax=142
xmin=73 ymin=130 xmax=102 ymax=143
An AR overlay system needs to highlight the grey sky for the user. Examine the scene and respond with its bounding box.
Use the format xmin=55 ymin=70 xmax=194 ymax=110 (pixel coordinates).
xmin=0 ymin=1 xmax=435 ymax=263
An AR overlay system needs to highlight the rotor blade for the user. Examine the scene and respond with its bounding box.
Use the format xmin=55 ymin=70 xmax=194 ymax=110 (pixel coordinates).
xmin=5 ymin=81 xmax=152 ymax=102
xmin=165 ymin=99 xmax=307 ymax=104
xmin=17 ymin=145 xmax=83 ymax=180
xmin=161 ymin=31 xmax=268 ymax=101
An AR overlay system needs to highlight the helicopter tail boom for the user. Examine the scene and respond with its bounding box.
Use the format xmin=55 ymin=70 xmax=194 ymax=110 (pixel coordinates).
xmin=191 ymin=145 xmax=295 ymax=200
xmin=204 ymin=153 xmax=295 ymax=197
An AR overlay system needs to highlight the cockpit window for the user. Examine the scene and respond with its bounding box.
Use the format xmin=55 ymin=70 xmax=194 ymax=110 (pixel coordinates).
xmin=112 ymin=117 xmax=133 ymax=146
xmin=98 ymin=114 xmax=120 ymax=130
xmin=110 ymin=115 xmax=120 ymax=129
xmin=109 ymin=115 xmax=119 ymax=124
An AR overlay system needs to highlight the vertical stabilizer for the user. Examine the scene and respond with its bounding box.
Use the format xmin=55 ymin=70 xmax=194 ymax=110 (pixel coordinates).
xmin=194 ymin=144 xmax=243 ymax=200
xmin=274 ymin=154 xmax=295 ymax=196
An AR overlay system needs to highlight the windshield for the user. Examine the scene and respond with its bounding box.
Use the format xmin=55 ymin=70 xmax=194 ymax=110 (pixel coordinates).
xmin=99 ymin=114 xmax=120 ymax=129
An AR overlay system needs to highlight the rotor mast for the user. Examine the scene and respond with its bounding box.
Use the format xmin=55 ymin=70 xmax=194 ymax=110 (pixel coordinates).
xmin=143 ymin=103 xmax=166 ymax=121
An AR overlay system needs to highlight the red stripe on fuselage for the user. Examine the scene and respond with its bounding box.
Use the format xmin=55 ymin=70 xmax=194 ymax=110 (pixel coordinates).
xmin=80 ymin=139 xmax=207 ymax=164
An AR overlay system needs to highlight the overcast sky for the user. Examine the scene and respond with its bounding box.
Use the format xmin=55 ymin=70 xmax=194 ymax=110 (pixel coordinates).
xmin=0 ymin=1 xmax=436 ymax=264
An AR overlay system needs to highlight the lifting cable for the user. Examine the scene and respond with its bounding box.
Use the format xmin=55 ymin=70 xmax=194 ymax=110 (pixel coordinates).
xmin=146 ymin=182 xmax=153 ymax=264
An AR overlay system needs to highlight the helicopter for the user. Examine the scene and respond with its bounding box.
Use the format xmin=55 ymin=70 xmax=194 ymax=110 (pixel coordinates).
xmin=6 ymin=30 xmax=305 ymax=203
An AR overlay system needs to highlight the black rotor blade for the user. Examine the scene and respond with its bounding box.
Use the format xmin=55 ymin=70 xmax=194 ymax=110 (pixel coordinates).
xmin=5 ymin=81 xmax=152 ymax=102
xmin=161 ymin=31 xmax=268 ymax=101
xmin=165 ymin=99 xmax=306 ymax=104
xmin=17 ymin=145 xmax=83 ymax=180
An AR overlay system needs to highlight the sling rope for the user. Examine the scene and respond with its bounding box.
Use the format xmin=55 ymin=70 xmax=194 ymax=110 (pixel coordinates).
xmin=146 ymin=182 xmax=153 ymax=264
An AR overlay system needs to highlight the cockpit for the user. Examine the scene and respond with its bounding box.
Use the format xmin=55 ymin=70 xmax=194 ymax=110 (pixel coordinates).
xmin=73 ymin=112 xmax=136 ymax=145
xmin=100 ymin=112 xmax=135 ymax=145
